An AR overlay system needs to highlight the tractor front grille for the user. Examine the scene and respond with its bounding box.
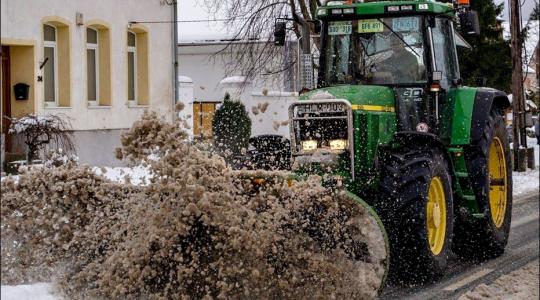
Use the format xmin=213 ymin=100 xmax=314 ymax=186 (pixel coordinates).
xmin=289 ymin=99 xmax=355 ymax=178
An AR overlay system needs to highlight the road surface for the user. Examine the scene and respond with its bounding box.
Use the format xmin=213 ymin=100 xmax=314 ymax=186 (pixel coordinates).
xmin=380 ymin=191 xmax=539 ymax=300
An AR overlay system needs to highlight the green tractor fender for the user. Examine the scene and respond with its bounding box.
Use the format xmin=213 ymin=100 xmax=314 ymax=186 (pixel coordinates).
xmin=470 ymin=88 xmax=511 ymax=145
xmin=448 ymin=87 xmax=510 ymax=146
xmin=443 ymin=88 xmax=510 ymax=145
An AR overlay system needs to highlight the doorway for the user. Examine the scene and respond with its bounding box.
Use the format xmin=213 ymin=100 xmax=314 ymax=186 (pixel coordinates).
xmin=1 ymin=46 xmax=12 ymax=166
xmin=193 ymin=101 xmax=218 ymax=139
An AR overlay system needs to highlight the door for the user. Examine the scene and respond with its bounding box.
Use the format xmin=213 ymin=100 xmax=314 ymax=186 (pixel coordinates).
xmin=193 ymin=102 xmax=218 ymax=139
xmin=1 ymin=46 xmax=11 ymax=151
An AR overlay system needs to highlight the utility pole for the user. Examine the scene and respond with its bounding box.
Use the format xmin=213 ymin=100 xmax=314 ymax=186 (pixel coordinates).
xmin=509 ymin=0 xmax=527 ymax=171
xmin=536 ymin=40 xmax=539 ymax=91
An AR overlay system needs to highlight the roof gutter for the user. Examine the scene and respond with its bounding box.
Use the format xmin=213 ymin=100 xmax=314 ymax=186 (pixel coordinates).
xmin=171 ymin=0 xmax=179 ymax=121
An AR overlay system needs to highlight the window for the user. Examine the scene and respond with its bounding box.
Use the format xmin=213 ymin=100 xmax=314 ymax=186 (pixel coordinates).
xmin=43 ymin=24 xmax=57 ymax=107
xmin=87 ymin=28 xmax=99 ymax=105
xmin=42 ymin=17 xmax=71 ymax=107
xmin=431 ymin=18 xmax=460 ymax=90
xmin=127 ymin=26 xmax=149 ymax=106
xmin=85 ymin=21 xmax=112 ymax=106
xmin=127 ymin=31 xmax=136 ymax=102
xmin=320 ymin=17 xmax=427 ymax=86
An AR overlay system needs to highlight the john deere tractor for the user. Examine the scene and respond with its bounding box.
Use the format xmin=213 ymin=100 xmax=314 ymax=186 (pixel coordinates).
xmin=286 ymin=0 xmax=512 ymax=281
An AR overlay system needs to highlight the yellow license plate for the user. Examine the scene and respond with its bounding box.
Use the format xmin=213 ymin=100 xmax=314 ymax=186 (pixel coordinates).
xmin=358 ymin=19 xmax=384 ymax=33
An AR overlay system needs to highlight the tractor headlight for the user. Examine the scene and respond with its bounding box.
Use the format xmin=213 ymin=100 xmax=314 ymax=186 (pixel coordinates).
xmin=330 ymin=139 xmax=347 ymax=150
xmin=301 ymin=140 xmax=318 ymax=151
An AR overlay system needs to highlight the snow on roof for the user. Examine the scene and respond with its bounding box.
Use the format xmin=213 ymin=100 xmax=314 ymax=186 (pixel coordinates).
xmin=524 ymin=66 xmax=536 ymax=74
xmin=178 ymin=0 xmax=292 ymax=44
xmin=219 ymin=76 xmax=249 ymax=85
xmin=178 ymin=75 xmax=193 ymax=83
xmin=507 ymin=95 xmax=538 ymax=108
xmin=526 ymin=99 xmax=538 ymax=109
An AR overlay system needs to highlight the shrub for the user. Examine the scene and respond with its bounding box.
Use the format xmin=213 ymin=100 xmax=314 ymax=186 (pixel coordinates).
xmin=212 ymin=93 xmax=251 ymax=159
xmin=8 ymin=114 xmax=75 ymax=164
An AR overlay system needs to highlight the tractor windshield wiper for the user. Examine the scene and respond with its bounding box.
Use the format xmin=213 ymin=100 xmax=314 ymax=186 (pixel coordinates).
xmin=377 ymin=18 xmax=421 ymax=58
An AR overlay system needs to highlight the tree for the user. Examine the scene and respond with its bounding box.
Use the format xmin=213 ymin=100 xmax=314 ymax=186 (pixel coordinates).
xmin=201 ymin=0 xmax=320 ymax=86
xmin=529 ymin=0 xmax=539 ymax=20
xmin=212 ymin=93 xmax=252 ymax=160
xmin=458 ymin=0 xmax=512 ymax=92
xmin=8 ymin=114 xmax=75 ymax=164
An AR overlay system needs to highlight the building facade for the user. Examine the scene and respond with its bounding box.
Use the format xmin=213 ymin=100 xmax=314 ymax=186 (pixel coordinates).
xmin=1 ymin=0 xmax=176 ymax=167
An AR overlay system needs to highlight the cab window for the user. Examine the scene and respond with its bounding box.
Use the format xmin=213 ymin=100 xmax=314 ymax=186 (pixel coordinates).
xmin=431 ymin=18 xmax=459 ymax=89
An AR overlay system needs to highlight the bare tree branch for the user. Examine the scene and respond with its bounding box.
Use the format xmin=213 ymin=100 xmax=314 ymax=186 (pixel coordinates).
xmin=200 ymin=0 xmax=320 ymax=91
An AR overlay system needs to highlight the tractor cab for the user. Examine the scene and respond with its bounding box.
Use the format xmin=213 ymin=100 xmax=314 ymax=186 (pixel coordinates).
xmin=315 ymin=0 xmax=477 ymax=133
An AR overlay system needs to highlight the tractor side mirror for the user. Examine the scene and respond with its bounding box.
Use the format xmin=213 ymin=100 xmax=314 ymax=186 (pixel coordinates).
xmin=274 ymin=21 xmax=287 ymax=46
xmin=460 ymin=10 xmax=481 ymax=37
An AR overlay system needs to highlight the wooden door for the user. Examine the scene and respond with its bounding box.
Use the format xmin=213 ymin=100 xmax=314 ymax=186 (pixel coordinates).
xmin=193 ymin=102 xmax=217 ymax=139
xmin=1 ymin=46 xmax=11 ymax=150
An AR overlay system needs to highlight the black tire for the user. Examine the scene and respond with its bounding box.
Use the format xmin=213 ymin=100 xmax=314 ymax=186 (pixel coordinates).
xmin=376 ymin=147 xmax=453 ymax=282
xmin=453 ymin=107 xmax=513 ymax=260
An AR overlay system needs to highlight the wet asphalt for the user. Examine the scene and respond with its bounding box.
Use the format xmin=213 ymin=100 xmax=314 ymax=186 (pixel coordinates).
xmin=380 ymin=191 xmax=539 ymax=300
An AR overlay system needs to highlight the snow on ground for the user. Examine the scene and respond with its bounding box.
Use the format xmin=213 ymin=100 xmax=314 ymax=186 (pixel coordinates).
xmin=1 ymin=283 xmax=60 ymax=300
xmin=458 ymin=259 xmax=539 ymax=300
xmin=1 ymin=165 xmax=153 ymax=186
xmin=92 ymin=165 xmax=152 ymax=185
xmin=512 ymin=138 xmax=540 ymax=197
xmin=513 ymin=168 xmax=539 ymax=197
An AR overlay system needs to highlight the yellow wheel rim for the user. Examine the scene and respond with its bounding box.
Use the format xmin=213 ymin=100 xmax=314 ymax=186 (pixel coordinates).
xmin=426 ymin=176 xmax=446 ymax=256
xmin=488 ymin=137 xmax=508 ymax=228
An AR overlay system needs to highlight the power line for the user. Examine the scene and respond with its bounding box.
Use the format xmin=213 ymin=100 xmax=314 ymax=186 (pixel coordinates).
xmin=129 ymin=18 xmax=247 ymax=25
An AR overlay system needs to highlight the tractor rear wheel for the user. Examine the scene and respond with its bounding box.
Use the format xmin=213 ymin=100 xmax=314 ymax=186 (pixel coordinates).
xmin=453 ymin=107 xmax=512 ymax=260
xmin=376 ymin=147 xmax=453 ymax=282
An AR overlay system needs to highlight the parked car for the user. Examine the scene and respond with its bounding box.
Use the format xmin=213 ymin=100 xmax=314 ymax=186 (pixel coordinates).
xmin=232 ymin=135 xmax=291 ymax=170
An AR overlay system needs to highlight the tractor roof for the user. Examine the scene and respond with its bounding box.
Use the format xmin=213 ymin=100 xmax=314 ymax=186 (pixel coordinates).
xmin=317 ymin=1 xmax=455 ymax=18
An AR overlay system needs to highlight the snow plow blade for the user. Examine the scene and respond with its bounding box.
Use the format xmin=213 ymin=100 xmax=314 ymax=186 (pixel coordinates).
xmin=241 ymin=172 xmax=391 ymax=294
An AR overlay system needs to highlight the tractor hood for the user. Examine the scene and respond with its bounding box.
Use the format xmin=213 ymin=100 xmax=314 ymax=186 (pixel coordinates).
xmin=299 ymin=85 xmax=395 ymax=107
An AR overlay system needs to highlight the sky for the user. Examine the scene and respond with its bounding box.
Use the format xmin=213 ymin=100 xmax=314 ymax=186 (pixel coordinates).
xmin=178 ymin=0 xmax=228 ymax=41
xmin=495 ymin=0 xmax=537 ymax=21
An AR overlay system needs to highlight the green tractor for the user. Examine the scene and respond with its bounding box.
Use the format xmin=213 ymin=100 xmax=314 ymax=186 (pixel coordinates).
xmin=286 ymin=0 xmax=512 ymax=281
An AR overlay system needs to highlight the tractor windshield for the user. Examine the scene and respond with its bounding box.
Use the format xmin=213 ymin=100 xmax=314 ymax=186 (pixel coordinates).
xmin=320 ymin=16 xmax=427 ymax=86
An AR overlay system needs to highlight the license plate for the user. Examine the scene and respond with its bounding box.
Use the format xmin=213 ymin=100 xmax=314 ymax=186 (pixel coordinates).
xmin=328 ymin=21 xmax=352 ymax=35
xmin=296 ymin=103 xmax=347 ymax=114
xmin=358 ymin=19 xmax=384 ymax=33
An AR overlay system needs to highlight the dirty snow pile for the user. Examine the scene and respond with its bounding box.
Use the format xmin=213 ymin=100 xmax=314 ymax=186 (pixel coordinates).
xmin=458 ymin=259 xmax=539 ymax=300
xmin=1 ymin=111 xmax=387 ymax=299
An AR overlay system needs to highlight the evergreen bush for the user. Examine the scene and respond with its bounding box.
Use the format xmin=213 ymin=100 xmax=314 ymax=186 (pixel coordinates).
xmin=212 ymin=93 xmax=252 ymax=158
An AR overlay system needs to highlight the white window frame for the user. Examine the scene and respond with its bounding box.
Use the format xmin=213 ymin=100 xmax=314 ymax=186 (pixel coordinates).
xmin=127 ymin=31 xmax=137 ymax=105
xmin=87 ymin=27 xmax=99 ymax=106
xmin=44 ymin=25 xmax=58 ymax=108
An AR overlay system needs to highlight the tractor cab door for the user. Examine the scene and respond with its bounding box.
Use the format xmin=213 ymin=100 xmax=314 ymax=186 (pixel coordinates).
xmin=429 ymin=17 xmax=461 ymax=133
xmin=430 ymin=18 xmax=460 ymax=91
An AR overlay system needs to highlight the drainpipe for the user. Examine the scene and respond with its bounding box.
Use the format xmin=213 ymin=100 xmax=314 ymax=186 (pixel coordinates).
xmin=171 ymin=0 xmax=179 ymax=121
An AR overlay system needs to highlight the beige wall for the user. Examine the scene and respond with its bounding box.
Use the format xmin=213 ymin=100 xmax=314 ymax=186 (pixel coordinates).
xmin=1 ymin=0 xmax=175 ymax=131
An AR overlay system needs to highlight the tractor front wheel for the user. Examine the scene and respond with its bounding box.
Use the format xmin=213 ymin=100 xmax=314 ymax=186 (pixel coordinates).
xmin=376 ymin=148 xmax=453 ymax=282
